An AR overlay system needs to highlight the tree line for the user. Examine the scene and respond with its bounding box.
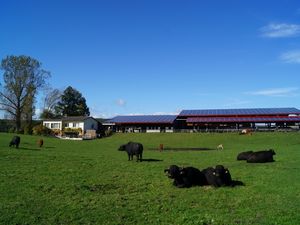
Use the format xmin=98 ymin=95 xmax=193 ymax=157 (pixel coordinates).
xmin=0 ymin=55 xmax=90 ymax=133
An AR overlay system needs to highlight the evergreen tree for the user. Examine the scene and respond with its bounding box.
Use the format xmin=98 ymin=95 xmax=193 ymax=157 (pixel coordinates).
xmin=55 ymin=86 xmax=90 ymax=117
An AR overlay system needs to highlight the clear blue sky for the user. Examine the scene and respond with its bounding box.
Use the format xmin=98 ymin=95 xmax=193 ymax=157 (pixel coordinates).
xmin=1 ymin=0 xmax=300 ymax=118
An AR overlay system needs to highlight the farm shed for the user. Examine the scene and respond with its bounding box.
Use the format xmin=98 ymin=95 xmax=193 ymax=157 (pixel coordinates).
xmin=177 ymin=107 xmax=300 ymax=131
xmin=105 ymin=115 xmax=177 ymax=133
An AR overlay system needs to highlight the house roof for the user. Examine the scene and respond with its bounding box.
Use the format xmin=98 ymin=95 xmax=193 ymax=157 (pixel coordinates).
xmin=43 ymin=116 xmax=98 ymax=122
xmin=179 ymin=108 xmax=300 ymax=117
xmin=106 ymin=115 xmax=177 ymax=124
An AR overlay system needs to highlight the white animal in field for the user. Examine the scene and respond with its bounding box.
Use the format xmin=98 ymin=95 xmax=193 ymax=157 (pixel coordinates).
xmin=217 ymin=144 xmax=224 ymax=150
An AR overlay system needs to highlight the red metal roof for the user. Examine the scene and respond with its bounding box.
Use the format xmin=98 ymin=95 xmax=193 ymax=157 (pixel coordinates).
xmin=186 ymin=116 xmax=300 ymax=123
xmin=180 ymin=108 xmax=300 ymax=117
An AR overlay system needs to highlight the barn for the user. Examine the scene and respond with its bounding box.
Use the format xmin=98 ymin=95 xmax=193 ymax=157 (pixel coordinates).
xmin=177 ymin=107 xmax=300 ymax=132
xmin=104 ymin=115 xmax=177 ymax=133
xmin=105 ymin=107 xmax=300 ymax=133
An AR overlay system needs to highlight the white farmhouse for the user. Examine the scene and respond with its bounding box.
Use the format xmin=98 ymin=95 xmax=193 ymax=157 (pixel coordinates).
xmin=43 ymin=116 xmax=99 ymax=138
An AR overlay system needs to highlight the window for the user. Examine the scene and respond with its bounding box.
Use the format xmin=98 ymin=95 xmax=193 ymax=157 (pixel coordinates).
xmin=44 ymin=123 xmax=50 ymax=128
xmin=51 ymin=123 xmax=60 ymax=129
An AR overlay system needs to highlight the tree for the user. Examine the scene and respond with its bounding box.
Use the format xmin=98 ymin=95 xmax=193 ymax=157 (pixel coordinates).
xmin=0 ymin=55 xmax=50 ymax=132
xmin=40 ymin=88 xmax=62 ymax=119
xmin=55 ymin=86 xmax=90 ymax=117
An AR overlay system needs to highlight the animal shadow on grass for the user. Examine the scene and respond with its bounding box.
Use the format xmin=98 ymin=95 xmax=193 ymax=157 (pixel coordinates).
xmin=18 ymin=147 xmax=41 ymax=151
xmin=142 ymin=158 xmax=163 ymax=162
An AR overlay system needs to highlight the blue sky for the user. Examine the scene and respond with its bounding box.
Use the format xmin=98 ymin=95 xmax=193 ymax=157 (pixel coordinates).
xmin=1 ymin=0 xmax=300 ymax=118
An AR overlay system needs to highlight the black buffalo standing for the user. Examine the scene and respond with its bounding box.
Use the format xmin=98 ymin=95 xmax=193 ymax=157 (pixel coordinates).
xmin=246 ymin=149 xmax=276 ymax=163
xmin=119 ymin=142 xmax=143 ymax=162
xmin=237 ymin=151 xmax=254 ymax=160
xmin=9 ymin=136 xmax=21 ymax=149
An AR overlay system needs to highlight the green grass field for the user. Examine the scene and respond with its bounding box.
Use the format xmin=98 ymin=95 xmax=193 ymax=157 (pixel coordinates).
xmin=0 ymin=132 xmax=300 ymax=225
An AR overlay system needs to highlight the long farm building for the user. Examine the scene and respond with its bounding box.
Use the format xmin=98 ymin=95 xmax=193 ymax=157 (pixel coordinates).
xmin=105 ymin=107 xmax=300 ymax=133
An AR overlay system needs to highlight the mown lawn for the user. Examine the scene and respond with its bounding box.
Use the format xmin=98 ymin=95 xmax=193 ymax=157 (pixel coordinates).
xmin=0 ymin=132 xmax=300 ymax=225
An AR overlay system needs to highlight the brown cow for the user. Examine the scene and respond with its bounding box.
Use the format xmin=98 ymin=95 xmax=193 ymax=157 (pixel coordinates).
xmin=38 ymin=139 xmax=44 ymax=148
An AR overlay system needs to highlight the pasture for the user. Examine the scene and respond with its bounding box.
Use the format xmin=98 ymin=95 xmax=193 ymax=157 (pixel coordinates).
xmin=0 ymin=132 xmax=300 ymax=225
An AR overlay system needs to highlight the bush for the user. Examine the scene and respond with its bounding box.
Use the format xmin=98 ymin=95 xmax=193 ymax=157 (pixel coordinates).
xmin=63 ymin=128 xmax=82 ymax=137
xmin=8 ymin=127 xmax=15 ymax=133
xmin=32 ymin=124 xmax=54 ymax=136
xmin=23 ymin=126 xmax=33 ymax=135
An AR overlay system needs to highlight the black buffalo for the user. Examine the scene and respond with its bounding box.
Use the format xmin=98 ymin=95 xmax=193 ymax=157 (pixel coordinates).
xmin=164 ymin=165 xmax=184 ymax=187
xmin=179 ymin=166 xmax=207 ymax=188
xmin=202 ymin=165 xmax=243 ymax=187
xmin=202 ymin=167 xmax=220 ymax=187
xmin=247 ymin=149 xmax=276 ymax=163
xmin=9 ymin=136 xmax=20 ymax=149
xmin=164 ymin=165 xmax=206 ymax=188
xmin=165 ymin=164 xmax=244 ymax=188
xmin=118 ymin=142 xmax=143 ymax=162
xmin=237 ymin=151 xmax=254 ymax=160
xmin=215 ymin=165 xmax=233 ymax=186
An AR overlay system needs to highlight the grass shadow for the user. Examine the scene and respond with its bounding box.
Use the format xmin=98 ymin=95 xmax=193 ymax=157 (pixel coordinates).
xmin=148 ymin=147 xmax=215 ymax=151
xmin=142 ymin=158 xmax=163 ymax=162
xmin=18 ymin=147 xmax=41 ymax=151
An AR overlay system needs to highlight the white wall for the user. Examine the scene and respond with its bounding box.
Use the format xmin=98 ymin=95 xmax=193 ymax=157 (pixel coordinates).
xmin=146 ymin=129 xmax=160 ymax=133
xmin=43 ymin=121 xmax=62 ymax=130
xmin=83 ymin=118 xmax=98 ymax=132
xmin=65 ymin=122 xmax=84 ymax=131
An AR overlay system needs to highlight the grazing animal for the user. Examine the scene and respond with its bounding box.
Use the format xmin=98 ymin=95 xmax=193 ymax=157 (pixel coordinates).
xmin=247 ymin=149 xmax=276 ymax=163
xmin=202 ymin=165 xmax=243 ymax=187
xmin=164 ymin=165 xmax=206 ymax=188
xmin=202 ymin=167 xmax=219 ymax=187
xmin=179 ymin=167 xmax=207 ymax=188
xmin=240 ymin=129 xmax=252 ymax=135
xmin=215 ymin=165 xmax=232 ymax=186
xmin=237 ymin=151 xmax=254 ymax=160
xmin=118 ymin=141 xmax=143 ymax=162
xmin=217 ymin=144 xmax=224 ymax=150
xmin=9 ymin=136 xmax=21 ymax=149
xmin=38 ymin=139 xmax=44 ymax=148
xmin=166 ymin=164 xmax=244 ymax=188
xmin=164 ymin=165 xmax=184 ymax=187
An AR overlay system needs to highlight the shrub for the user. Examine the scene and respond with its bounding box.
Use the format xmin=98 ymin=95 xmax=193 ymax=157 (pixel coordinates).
xmin=23 ymin=126 xmax=33 ymax=135
xmin=32 ymin=124 xmax=54 ymax=136
xmin=8 ymin=127 xmax=15 ymax=133
xmin=63 ymin=128 xmax=82 ymax=137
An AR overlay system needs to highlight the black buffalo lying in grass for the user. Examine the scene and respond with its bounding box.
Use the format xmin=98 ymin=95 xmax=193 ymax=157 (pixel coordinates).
xmin=246 ymin=149 xmax=276 ymax=163
xmin=164 ymin=165 xmax=206 ymax=188
xmin=165 ymin=164 xmax=243 ymax=188
xmin=237 ymin=151 xmax=254 ymax=160
xmin=118 ymin=142 xmax=143 ymax=162
xmin=9 ymin=136 xmax=20 ymax=149
xmin=164 ymin=165 xmax=184 ymax=187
